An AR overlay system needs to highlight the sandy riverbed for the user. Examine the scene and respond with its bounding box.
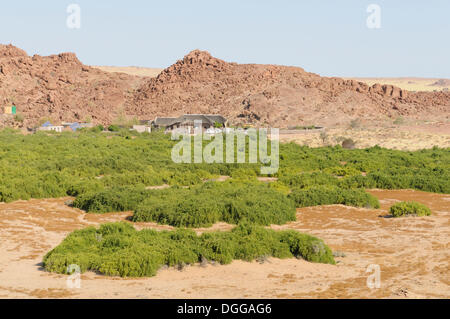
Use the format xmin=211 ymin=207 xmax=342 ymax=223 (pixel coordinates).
xmin=0 ymin=190 xmax=448 ymax=299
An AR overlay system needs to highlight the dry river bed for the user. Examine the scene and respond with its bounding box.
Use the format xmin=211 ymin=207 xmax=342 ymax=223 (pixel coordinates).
xmin=0 ymin=190 xmax=448 ymax=299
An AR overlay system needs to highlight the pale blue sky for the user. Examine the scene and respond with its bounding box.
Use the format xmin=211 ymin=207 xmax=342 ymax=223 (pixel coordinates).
xmin=1 ymin=0 xmax=449 ymax=77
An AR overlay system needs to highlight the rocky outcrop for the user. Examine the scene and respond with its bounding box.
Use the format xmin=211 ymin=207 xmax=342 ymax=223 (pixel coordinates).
xmin=0 ymin=45 xmax=448 ymax=129
xmin=0 ymin=44 xmax=145 ymax=128
xmin=131 ymin=50 xmax=449 ymax=127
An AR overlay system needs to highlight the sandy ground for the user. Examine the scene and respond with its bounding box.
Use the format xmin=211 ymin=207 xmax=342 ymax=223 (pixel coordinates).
xmin=280 ymin=124 xmax=450 ymax=150
xmin=92 ymin=66 xmax=163 ymax=78
xmin=344 ymin=77 xmax=450 ymax=92
xmin=0 ymin=190 xmax=448 ymax=299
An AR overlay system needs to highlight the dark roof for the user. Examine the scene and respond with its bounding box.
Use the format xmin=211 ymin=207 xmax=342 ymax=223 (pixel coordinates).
xmin=153 ymin=114 xmax=227 ymax=127
xmin=153 ymin=117 xmax=178 ymax=126
xmin=177 ymin=114 xmax=212 ymax=125
xmin=204 ymin=115 xmax=227 ymax=124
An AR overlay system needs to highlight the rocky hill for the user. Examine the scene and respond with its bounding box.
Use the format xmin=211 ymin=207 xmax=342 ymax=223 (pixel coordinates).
xmin=0 ymin=45 xmax=449 ymax=129
xmin=0 ymin=44 xmax=144 ymax=128
xmin=130 ymin=50 xmax=450 ymax=127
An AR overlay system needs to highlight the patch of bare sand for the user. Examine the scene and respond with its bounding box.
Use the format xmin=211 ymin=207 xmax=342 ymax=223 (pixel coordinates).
xmin=0 ymin=190 xmax=449 ymax=299
xmin=92 ymin=66 xmax=163 ymax=78
xmin=280 ymin=124 xmax=450 ymax=150
xmin=345 ymin=77 xmax=450 ymax=92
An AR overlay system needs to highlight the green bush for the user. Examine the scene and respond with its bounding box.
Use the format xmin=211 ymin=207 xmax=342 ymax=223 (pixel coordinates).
xmin=90 ymin=125 xmax=104 ymax=133
xmin=107 ymin=125 xmax=120 ymax=132
xmin=43 ymin=222 xmax=335 ymax=277
xmin=278 ymin=172 xmax=340 ymax=189
xmin=132 ymin=181 xmax=297 ymax=227
xmin=389 ymin=201 xmax=432 ymax=217
xmin=73 ymin=186 xmax=149 ymax=213
xmin=288 ymin=185 xmax=380 ymax=209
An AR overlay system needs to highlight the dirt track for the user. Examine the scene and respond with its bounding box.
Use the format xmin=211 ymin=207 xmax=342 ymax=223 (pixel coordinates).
xmin=0 ymin=189 xmax=448 ymax=299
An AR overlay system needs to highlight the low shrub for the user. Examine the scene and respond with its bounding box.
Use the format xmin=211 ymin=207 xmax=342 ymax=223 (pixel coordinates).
xmin=73 ymin=186 xmax=149 ymax=213
xmin=339 ymin=171 xmax=450 ymax=194
xmin=90 ymin=125 xmax=104 ymax=133
xmin=279 ymin=172 xmax=340 ymax=189
xmin=43 ymin=222 xmax=335 ymax=277
xmin=342 ymin=139 xmax=356 ymax=149
xmin=107 ymin=125 xmax=120 ymax=132
xmin=288 ymin=185 xmax=380 ymax=209
xmin=230 ymin=168 xmax=258 ymax=181
xmin=324 ymin=166 xmax=361 ymax=177
xmin=389 ymin=201 xmax=432 ymax=217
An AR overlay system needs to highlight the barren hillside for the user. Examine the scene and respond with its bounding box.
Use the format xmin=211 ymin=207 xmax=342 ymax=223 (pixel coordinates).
xmin=0 ymin=44 xmax=145 ymax=128
xmin=131 ymin=50 xmax=450 ymax=127
xmin=1 ymin=45 xmax=449 ymax=128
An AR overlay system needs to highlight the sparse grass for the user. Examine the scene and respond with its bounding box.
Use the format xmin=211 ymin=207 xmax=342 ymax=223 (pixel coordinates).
xmin=43 ymin=222 xmax=335 ymax=277
xmin=291 ymin=125 xmax=320 ymax=130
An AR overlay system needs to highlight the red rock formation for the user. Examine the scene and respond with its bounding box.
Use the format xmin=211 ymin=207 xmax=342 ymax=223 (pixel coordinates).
xmin=0 ymin=45 xmax=448 ymax=129
xmin=0 ymin=44 xmax=145 ymax=128
xmin=131 ymin=50 xmax=449 ymax=127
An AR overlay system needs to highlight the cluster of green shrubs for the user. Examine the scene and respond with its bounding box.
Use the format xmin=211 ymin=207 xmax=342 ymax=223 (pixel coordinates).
xmin=279 ymin=172 xmax=340 ymax=189
xmin=338 ymin=170 xmax=449 ymax=194
xmin=278 ymin=169 xmax=449 ymax=195
xmin=278 ymin=144 xmax=449 ymax=194
xmin=132 ymin=181 xmax=296 ymax=227
xmin=74 ymin=181 xmax=296 ymax=227
xmin=288 ymin=186 xmax=380 ymax=209
xmin=43 ymin=222 xmax=335 ymax=277
xmin=389 ymin=201 xmax=432 ymax=217
xmin=0 ymin=130 xmax=448 ymax=203
xmin=5 ymin=129 xmax=447 ymax=278
xmin=2 ymin=130 xmax=440 ymax=278
xmin=73 ymin=186 xmax=150 ymax=213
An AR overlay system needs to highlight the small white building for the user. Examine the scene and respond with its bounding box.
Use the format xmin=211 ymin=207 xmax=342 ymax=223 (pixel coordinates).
xmin=132 ymin=125 xmax=152 ymax=133
xmin=38 ymin=126 xmax=64 ymax=133
xmin=37 ymin=121 xmax=64 ymax=133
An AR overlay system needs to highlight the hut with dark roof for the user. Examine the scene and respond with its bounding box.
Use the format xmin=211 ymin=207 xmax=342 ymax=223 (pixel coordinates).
xmin=152 ymin=114 xmax=227 ymax=133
